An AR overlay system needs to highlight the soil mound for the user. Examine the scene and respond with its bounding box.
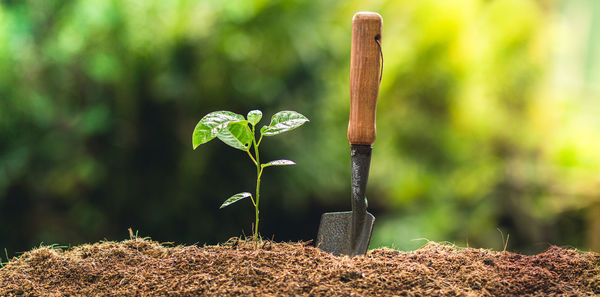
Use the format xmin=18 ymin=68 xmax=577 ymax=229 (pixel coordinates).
xmin=1 ymin=238 xmax=598 ymax=296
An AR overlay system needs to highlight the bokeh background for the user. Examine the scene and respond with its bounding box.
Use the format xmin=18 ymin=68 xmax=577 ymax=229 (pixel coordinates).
xmin=1 ymin=0 xmax=599 ymax=257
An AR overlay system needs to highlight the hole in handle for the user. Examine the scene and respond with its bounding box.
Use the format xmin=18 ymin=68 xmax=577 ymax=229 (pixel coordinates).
xmin=374 ymin=35 xmax=383 ymax=83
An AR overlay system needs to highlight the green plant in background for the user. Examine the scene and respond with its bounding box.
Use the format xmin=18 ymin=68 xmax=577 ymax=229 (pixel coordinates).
xmin=1 ymin=0 xmax=599 ymax=255
xmin=192 ymin=110 xmax=308 ymax=242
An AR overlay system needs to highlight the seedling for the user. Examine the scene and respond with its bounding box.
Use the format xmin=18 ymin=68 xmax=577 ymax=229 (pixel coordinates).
xmin=192 ymin=110 xmax=308 ymax=242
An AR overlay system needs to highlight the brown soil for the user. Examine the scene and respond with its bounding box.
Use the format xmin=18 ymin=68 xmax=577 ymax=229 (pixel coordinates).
xmin=0 ymin=238 xmax=598 ymax=296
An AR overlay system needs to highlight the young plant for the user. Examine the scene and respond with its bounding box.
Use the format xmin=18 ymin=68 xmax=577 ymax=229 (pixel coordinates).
xmin=192 ymin=110 xmax=308 ymax=242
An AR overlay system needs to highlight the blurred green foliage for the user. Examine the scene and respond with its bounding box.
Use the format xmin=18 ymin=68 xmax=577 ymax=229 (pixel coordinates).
xmin=0 ymin=0 xmax=598 ymax=255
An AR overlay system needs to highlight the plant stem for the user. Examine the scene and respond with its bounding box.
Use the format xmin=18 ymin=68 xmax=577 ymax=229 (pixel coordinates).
xmin=255 ymin=169 xmax=262 ymax=242
xmin=254 ymin=152 xmax=261 ymax=242
xmin=246 ymin=150 xmax=257 ymax=166
xmin=251 ymin=126 xmax=262 ymax=243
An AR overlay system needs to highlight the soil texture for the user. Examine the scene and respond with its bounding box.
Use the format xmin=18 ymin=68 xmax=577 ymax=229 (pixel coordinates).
xmin=0 ymin=238 xmax=599 ymax=296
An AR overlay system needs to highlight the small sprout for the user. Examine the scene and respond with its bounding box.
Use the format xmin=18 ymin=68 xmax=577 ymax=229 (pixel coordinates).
xmin=192 ymin=109 xmax=308 ymax=241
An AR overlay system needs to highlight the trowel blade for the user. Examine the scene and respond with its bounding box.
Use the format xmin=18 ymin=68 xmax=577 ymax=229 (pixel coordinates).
xmin=316 ymin=211 xmax=375 ymax=256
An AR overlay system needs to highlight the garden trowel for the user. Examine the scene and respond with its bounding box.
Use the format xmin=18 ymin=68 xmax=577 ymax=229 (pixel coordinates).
xmin=316 ymin=12 xmax=382 ymax=256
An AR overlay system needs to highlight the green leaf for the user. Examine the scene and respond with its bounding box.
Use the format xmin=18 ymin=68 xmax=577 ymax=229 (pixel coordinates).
xmin=247 ymin=110 xmax=262 ymax=126
xmin=262 ymin=159 xmax=296 ymax=168
xmin=220 ymin=192 xmax=252 ymax=209
xmin=192 ymin=111 xmax=245 ymax=149
xmin=217 ymin=120 xmax=253 ymax=151
xmin=261 ymin=111 xmax=309 ymax=136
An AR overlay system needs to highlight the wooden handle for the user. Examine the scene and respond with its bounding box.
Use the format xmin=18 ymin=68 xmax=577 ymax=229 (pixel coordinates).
xmin=347 ymin=12 xmax=382 ymax=146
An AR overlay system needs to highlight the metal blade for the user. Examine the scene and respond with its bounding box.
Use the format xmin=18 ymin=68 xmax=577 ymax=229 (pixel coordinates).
xmin=316 ymin=211 xmax=375 ymax=256
xmin=316 ymin=144 xmax=375 ymax=256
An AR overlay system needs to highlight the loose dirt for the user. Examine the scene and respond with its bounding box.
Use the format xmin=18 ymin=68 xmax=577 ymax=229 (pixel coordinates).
xmin=0 ymin=238 xmax=598 ymax=296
